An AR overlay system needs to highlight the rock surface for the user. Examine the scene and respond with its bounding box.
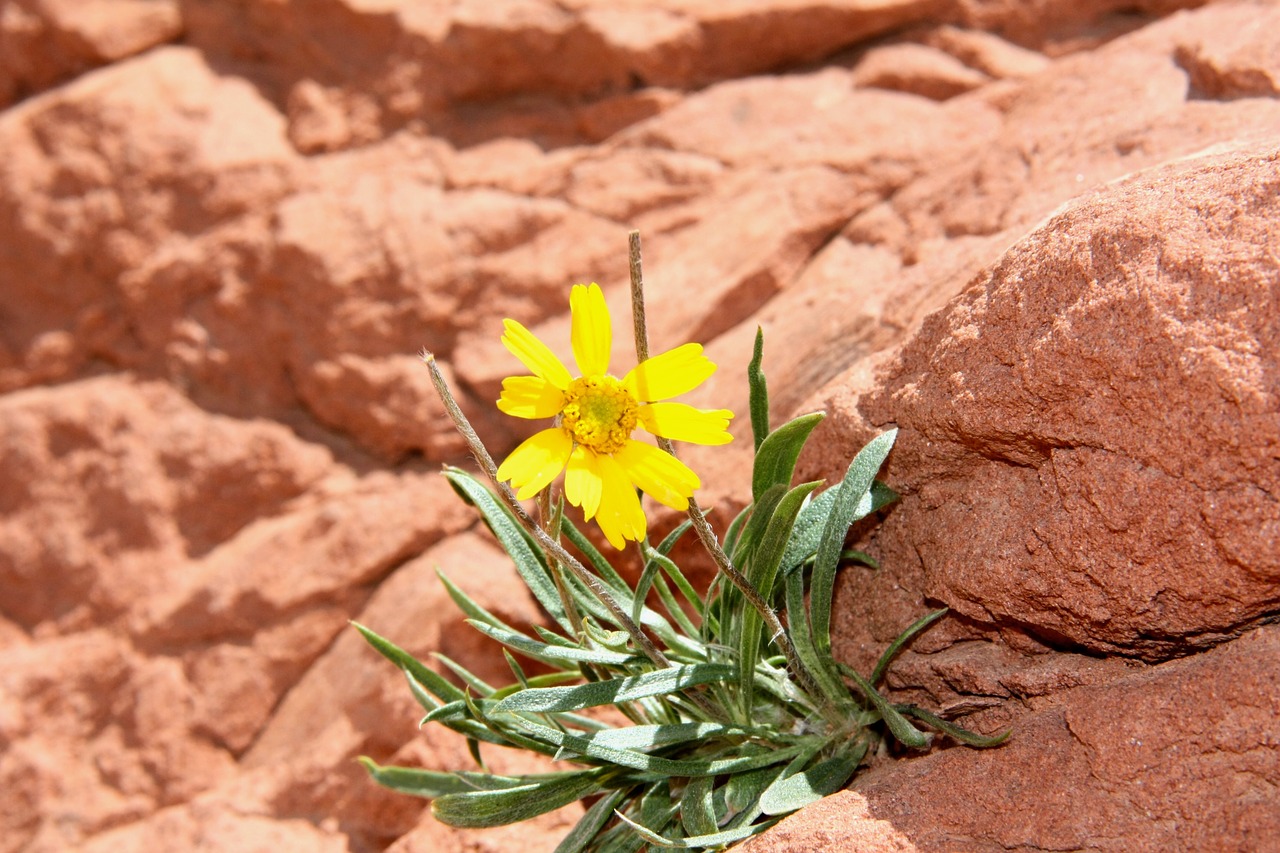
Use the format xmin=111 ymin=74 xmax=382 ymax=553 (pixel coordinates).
xmin=1 ymin=1 xmax=1276 ymax=851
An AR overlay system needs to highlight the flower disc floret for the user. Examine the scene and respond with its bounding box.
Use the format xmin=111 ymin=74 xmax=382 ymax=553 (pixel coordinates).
xmin=560 ymin=376 xmax=639 ymax=455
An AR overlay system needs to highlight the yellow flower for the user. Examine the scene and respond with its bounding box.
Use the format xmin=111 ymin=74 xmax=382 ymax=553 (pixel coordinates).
xmin=495 ymin=283 xmax=733 ymax=549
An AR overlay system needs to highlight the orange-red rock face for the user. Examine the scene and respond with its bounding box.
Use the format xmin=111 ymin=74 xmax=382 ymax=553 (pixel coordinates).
xmin=1 ymin=1 xmax=1276 ymax=851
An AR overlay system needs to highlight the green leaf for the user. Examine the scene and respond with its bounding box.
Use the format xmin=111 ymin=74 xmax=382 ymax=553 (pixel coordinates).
xmin=759 ymin=750 xmax=864 ymax=815
xmin=555 ymin=788 xmax=628 ymax=853
xmin=632 ymin=547 xmax=663 ymax=627
xmin=444 ymin=467 xmax=571 ymax=633
xmin=615 ymin=811 xmax=782 ymax=850
xmin=870 ymin=607 xmax=947 ymax=687
xmin=359 ymin=758 xmax=475 ymax=798
xmin=431 ymin=770 xmax=605 ymax=828
xmin=352 ymin=621 xmax=464 ymax=704
xmin=811 ymin=429 xmax=897 ymax=657
xmin=783 ymin=568 xmax=847 ymax=705
xmin=679 ymin=775 xmax=717 ymax=838
xmin=561 ymin=515 xmax=631 ymax=592
xmin=359 ymin=758 xmax=579 ymax=799
xmin=748 ymin=326 xmax=769 ymax=453
xmin=730 ymin=483 xmax=786 ymax=565
xmin=751 ymin=412 xmax=825 ymax=502
xmin=500 ymin=715 xmax=804 ymax=777
xmin=568 ymin=722 xmax=751 ymax=752
xmin=897 ymin=705 xmax=1012 ymax=748
xmin=737 ymin=481 xmax=821 ymax=711
xmin=778 ymin=487 xmax=837 ymax=575
xmin=843 ymin=668 xmax=932 ymax=749
xmin=467 ymin=620 xmax=639 ymax=667
xmin=493 ymin=664 xmax=735 ymax=714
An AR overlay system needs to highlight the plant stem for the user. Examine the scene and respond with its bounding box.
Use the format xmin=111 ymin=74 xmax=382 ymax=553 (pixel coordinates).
xmin=625 ymin=231 xmax=826 ymax=706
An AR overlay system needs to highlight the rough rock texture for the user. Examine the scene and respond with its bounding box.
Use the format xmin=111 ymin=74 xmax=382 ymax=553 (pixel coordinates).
xmin=2 ymin=0 xmax=1277 ymax=851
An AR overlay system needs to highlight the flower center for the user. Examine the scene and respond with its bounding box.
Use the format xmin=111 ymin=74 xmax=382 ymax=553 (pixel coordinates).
xmin=560 ymin=375 xmax=639 ymax=455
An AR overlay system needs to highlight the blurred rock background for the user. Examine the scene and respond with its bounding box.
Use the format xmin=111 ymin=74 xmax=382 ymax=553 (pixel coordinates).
xmin=1 ymin=1 xmax=1277 ymax=850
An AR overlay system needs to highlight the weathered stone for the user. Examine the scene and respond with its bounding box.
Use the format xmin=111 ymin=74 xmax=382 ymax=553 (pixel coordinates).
xmin=856 ymin=141 xmax=1280 ymax=662
xmin=751 ymin=623 xmax=1280 ymax=852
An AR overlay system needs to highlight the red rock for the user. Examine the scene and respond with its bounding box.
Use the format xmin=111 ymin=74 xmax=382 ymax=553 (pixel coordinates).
xmin=0 ymin=0 xmax=181 ymax=107
xmin=855 ymin=141 xmax=1280 ymax=663
xmin=751 ymin=623 xmax=1280 ymax=852
xmin=1 ymin=1 xmax=1277 ymax=851
xmin=923 ymin=25 xmax=1051 ymax=79
xmin=852 ymin=42 xmax=992 ymax=100
xmin=0 ymin=376 xmax=330 ymax=631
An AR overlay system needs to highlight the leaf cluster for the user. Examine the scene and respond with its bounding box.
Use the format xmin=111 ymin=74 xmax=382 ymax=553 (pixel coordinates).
xmin=358 ymin=329 xmax=1007 ymax=850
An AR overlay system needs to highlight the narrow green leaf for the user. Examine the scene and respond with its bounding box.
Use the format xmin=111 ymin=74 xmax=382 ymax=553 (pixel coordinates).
xmin=632 ymin=547 xmax=663 ymax=627
xmin=616 ymin=811 xmax=783 ymax=851
xmin=870 ymin=607 xmax=947 ymax=687
xmin=679 ymin=775 xmax=717 ymax=838
xmin=748 ymin=326 xmax=770 ymax=452
xmin=501 ymin=715 xmax=804 ymax=777
xmin=655 ymin=519 xmax=693 ymax=556
xmin=738 ymin=481 xmax=822 ymax=710
xmin=642 ymin=540 xmax=704 ymax=619
xmin=751 ymin=412 xmax=825 ymax=502
xmin=444 ymin=467 xmax=571 ymax=632
xmin=360 ymin=758 xmax=581 ymax=799
xmin=434 ymin=652 xmax=495 ymax=696
xmin=897 ymin=705 xmax=1012 ymax=748
xmin=844 ymin=668 xmax=932 ymax=749
xmin=352 ymin=621 xmax=464 ymax=704
xmin=778 ymin=487 xmax=837 ymax=575
xmin=555 ymin=788 xmax=628 ymax=853
xmin=759 ymin=751 xmax=863 ymax=815
xmin=811 ymin=429 xmax=897 ymax=657
xmin=493 ymin=664 xmax=735 ymax=714
xmin=784 ymin=568 xmax=847 ymax=705
xmin=571 ymin=722 xmax=750 ymax=752
xmin=561 ymin=515 xmax=631 ymax=592
xmin=437 ymin=570 xmax=515 ymax=633
xmin=431 ymin=770 xmax=605 ymax=828
xmin=359 ymin=758 xmax=474 ymax=798
xmin=730 ymin=483 xmax=786 ymax=565
xmin=467 ymin=620 xmax=639 ymax=667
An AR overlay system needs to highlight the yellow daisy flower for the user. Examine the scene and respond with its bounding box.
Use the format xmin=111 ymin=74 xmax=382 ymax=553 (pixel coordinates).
xmin=495 ymin=283 xmax=733 ymax=549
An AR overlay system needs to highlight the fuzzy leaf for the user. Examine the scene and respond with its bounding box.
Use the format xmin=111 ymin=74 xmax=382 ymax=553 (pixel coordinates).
xmin=870 ymin=607 xmax=947 ymax=686
xmin=432 ymin=770 xmax=605 ymax=828
xmin=759 ymin=750 xmax=863 ymax=815
xmin=897 ymin=705 xmax=1012 ymax=748
xmin=500 ymin=715 xmax=804 ymax=777
xmin=493 ymin=664 xmax=735 ymax=714
xmin=751 ymin=412 xmax=825 ymax=502
xmin=444 ymin=467 xmax=571 ymax=632
xmin=555 ymin=789 xmax=628 ymax=853
xmin=353 ymin=622 xmax=464 ymax=704
xmin=748 ymin=326 xmax=769 ymax=452
xmin=468 ymin=620 xmax=639 ymax=666
xmin=737 ymin=481 xmax=821 ymax=709
xmin=811 ymin=429 xmax=897 ymax=657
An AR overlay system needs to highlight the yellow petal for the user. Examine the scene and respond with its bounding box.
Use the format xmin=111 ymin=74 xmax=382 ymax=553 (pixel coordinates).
xmin=564 ymin=446 xmax=603 ymax=520
xmin=501 ymin=319 xmax=573 ymax=390
xmin=497 ymin=376 xmax=566 ymax=419
xmin=570 ymin=283 xmax=611 ymax=377
xmin=594 ymin=453 xmax=646 ymax=550
xmin=638 ymin=403 xmax=734 ymax=446
xmin=623 ymin=343 xmax=717 ymax=403
xmin=496 ymin=428 xmax=573 ymax=499
xmin=613 ymin=440 xmax=698 ymax=511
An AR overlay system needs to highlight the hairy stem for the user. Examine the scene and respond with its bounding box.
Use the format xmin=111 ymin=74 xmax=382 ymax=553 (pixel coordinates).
xmin=624 ymin=231 xmax=826 ymax=705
